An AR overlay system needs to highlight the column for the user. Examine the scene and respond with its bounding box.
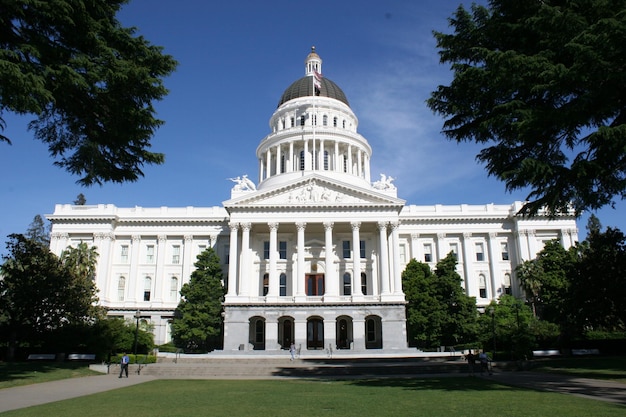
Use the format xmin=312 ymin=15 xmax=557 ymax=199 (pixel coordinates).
xmin=334 ymin=142 xmax=339 ymax=172
xmin=378 ymin=222 xmax=390 ymax=295
xmin=436 ymin=232 xmax=447 ymax=263
xmin=461 ymin=232 xmax=473 ymax=296
xmin=487 ymin=232 xmax=499 ymax=300
xmin=351 ymin=221 xmax=362 ymax=296
xmin=390 ymin=222 xmax=403 ymax=295
xmin=240 ymin=223 xmax=251 ymax=296
xmin=226 ymin=223 xmax=239 ymax=297
xmin=288 ymin=142 xmax=294 ymax=172
xmin=155 ymin=235 xmax=167 ymax=302
xmin=357 ymin=149 xmax=362 ymax=177
xmin=304 ymin=140 xmax=309 ymax=170
xmin=319 ymin=140 xmax=324 ymax=171
xmin=296 ymin=222 xmax=306 ymax=297
xmin=323 ymin=221 xmax=337 ymax=297
xmin=276 ymin=145 xmax=282 ymax=174
xmin=265 ymin=149 xmax=271 ymax=179
xmin=182 ymin=235 xmax=194 ymax=286
xmin=527 ymin=230 xmax=538 ymax=258
xmin=410 ymin=233 xmax=420 ymax=262
xmin=347 ymin=144 xmax=352 ymax=174
xmin=129 ymin=235 xmax=141 ymax=302
xmin=267 ymin=222 xmax=279 ymax=297
xmin=94 ymin=232 xmax=114 ymax=303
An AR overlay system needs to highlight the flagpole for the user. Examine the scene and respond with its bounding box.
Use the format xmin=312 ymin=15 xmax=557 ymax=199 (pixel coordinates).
xmin=312 ymin=67 xmax=316 ymax=171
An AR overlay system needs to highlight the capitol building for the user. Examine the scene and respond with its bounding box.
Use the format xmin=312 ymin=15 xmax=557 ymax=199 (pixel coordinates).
xmin=48 ymin=48 xmax=578 ymax=353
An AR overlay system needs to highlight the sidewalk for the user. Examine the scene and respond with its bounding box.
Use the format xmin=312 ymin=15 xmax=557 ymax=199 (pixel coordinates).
xmin=0 ymin=373 xmax=156 ymax=414
xmin=490 ymin=371 xmax=626 ymax=406
xmin=0 ymin=369 xmax=624 ymax=413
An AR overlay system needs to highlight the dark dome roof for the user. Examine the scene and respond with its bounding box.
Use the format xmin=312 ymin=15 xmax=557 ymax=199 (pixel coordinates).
xmin=278 ymin=76 xmax=349 ymax=107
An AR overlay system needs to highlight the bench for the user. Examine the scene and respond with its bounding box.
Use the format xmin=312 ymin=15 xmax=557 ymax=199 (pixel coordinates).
xmin=67 ymin=353 xmax=96 ymax=361
xmin=27 ymin=354 xmax=56 ymax=360
xmin=571 ymin=348 xmax=600 ymax=356
xmin=532 ymin=349 xmax=561 ymax=357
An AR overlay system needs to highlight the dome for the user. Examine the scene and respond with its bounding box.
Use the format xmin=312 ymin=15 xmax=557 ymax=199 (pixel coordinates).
xmin=277 ymin=76 xmax=350 ymax=108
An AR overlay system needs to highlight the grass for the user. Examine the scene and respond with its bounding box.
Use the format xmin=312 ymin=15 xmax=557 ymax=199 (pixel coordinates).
xmin=1 ymin=377 xmax=624 ymax=417
xmin=0 ymin=362 xmax=100 ymax=389
xmin=531 ymin=356 xmax=626 ymax=383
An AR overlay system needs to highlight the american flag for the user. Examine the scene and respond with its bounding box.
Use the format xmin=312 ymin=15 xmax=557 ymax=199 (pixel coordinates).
xmin=313 ymin=70 xmax=322 ymax=95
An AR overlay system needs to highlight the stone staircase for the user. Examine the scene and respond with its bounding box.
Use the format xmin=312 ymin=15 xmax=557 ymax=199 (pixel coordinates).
xmin=120 ymin=356 xmax=471 ymax=379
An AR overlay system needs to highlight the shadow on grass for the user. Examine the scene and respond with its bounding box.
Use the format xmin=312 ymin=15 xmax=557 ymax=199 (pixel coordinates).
xmin=0 ymin=362 xmax=95 ymax=387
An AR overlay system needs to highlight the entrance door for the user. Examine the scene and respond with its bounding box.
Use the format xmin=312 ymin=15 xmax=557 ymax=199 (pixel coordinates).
xmin=306 ymin=274 xmax=324 ymax=296
xmin=307 ymin=318 xmax=324 ymax=349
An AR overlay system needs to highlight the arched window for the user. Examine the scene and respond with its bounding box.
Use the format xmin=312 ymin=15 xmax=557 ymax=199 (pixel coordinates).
xmin=342 ymin=120 xmax=346 ymax=129
xmin=170 ymin=277 xmax=178 ymax=301
xmin=343 ymin=272 xmax=352 ymax=296
xmin=361 ymin=272 xmax=367 ymax=295
xmin=333 ymin=117 xmax=338 ymax=127
xmin=479 ymin=274 xmax=487 ymax=298
xmin=144 ymin=276 xmax=152 ymax=301
xmin=118 ymin=276 xmax=126 ymax=301
xmin=279 ymin=273 xmax=287 ymax=296
xmin=262 ymin=273 xmax=269 ymax=296
xmin=504 ymin=273 xmax=512 ymax=295
xmin=323 ymin=115 xmax=328 ymax=126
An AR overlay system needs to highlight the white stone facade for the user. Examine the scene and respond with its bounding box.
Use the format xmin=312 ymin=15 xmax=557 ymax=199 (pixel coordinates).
xmin=47 ymin=49 xmax=578 ymax=352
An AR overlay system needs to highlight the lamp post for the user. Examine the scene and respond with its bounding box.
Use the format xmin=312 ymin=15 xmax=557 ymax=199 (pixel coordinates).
xmin=488 ymin=306 xmax=496 ymax=360
xmin=133 ymin=310 xmax=141 ymax=357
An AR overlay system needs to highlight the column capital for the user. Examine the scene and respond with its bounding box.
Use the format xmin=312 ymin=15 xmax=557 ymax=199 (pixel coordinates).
xmin=377 ymin=221 xmax=387 ymax=231
xmin=158 ymin=234 xmax=167 ymax=243
xmin=410 ymin=233 xmax=419 ymax=240
xmin=240 ymin=222 xmax=251 ymax=231
xmin=389 ymin=221 xmax=400 ymax=231
xmin=131 ymin=235 xmax=141 ymax=242
xmin=296 ymin=222 xmax=307 ymax=231
xmin=351 ymin=221 xmax=361 ymax=231
xmin=323 ymin=221 xmax=334 ymax=230
xmin=184 ymin=234 xmax=193 ymax=242
xmin=228 ymin=222 xmax=239 ymax=231
xmin=488 ymin=232 xmax=498 ymax=239
xmin=268 ymin=222 xmax=279 ymax=231
xmin=463 ymin=232 xmax=472 ymax=239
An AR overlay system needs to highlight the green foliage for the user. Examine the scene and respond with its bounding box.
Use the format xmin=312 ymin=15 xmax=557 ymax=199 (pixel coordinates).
xmin=570 ymin=225 xmax=626 ymax=331
xmin=171 ymin=247 xmax=225 ymax=352
xmin=479 ymin=296 xmax=557 ymax=360
xmin=0 ymin=234 xmax=101 ymax=360
xmin=402 ymin=254 xmax=478 ymax=349
xmin=428 ymin=0 xmax=626 ymax=216
xmin=25 ymin=215 xmax=50 ymax=246
xmin=0 ymin=0 xmax=177 ymax=185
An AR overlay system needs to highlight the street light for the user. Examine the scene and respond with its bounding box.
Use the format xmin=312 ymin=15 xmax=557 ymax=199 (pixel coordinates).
xmin=488 ymin=306 xmax=496 ymax=360
xmin=133 ymin=310 xmax=141 ymax=357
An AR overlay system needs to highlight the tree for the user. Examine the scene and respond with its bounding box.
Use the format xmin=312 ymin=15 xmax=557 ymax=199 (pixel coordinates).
xmin=25 ymin=214 xmax=50 ymax=246
xmin=428 ymin=1 xmax=626 ymax=216
xmin=74 ymin=193 xmax=86 ymax=205
xmin=571 ymin=225 xmax=626 ymax=331
xmin=1 ymin=0 xmax=177 ymax=185
xmin=171 ymin=247 xmax=225 ymax=352
xmin=0 ymin=234 xmax=100 ymax=360
xmin=402 ymin=254 xmax=478 ymax=349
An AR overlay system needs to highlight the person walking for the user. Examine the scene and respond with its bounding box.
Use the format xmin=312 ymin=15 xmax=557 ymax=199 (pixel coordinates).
xmin=466 ymin=350 xmax=476 ymax=376
xmin=289 ymin=342 xmax=296 ymax=361
xmin=119 ymin=353 xmax=130 ymax=378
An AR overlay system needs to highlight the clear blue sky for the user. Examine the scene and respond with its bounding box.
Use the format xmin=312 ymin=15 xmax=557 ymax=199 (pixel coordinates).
xmin=1 ymin=0 xmax=624 ymax=257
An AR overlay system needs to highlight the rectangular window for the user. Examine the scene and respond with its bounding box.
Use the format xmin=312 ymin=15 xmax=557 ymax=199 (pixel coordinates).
xmin=399 ymin=244 xmax=406 ymax=264
xmin=450 ymin=243 xmax=458 ymax=260
xmin=424 ymin=244 xmax=432 ymax=262
xmin=146 ymin=245 xmax=155 ymax=263
xmin=279 ymin=241 xmax=287 ymax=259
xmin=279 ymin=273 xmax=287 ymax=296
xmin=120 ymin=245 xmax=129 ymax=263
xmin=475 ymin=242 xmax=484 ymax=262
xmin=504 ymin=273 xmax=512 ymax=295
xmin=290 ymin=117 xmax=294 ymax=127
xmin=501 ymin=242 xmax=509 ymax=261
xmin=172 ymin=245 xmax=180 ymax=264
xmin=170 ymin=277 xmax=178 ymax=301
xmin=300 ymin=115 xmax=305 ymax=126
xmin=342 ymin=240 xmax=351 ymax=259
xmin=224 ymin=245 xmax=229 ymax=264
xmin=359 ymin=240 xmax=366 ymax=259
xmin=118 ymin=276 xmax=126 ymax=301
xmin=263 ymin=241 xmax=270 ymax=260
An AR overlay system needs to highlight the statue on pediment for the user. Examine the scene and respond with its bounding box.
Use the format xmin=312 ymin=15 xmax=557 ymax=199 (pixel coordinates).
xmin=373 ymin=173 xmax=396 ymax=190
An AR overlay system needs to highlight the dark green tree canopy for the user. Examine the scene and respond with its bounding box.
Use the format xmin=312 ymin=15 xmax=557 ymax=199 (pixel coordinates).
xmin=402 ymin=254 xmax=478 ymax=349
xmin=428 ymin=0 xmax=626 ymax=216
xmin=171 ymin=247 xmax=225 ymax=352
xmin=0 ymin=0 xmax=177 ymax=185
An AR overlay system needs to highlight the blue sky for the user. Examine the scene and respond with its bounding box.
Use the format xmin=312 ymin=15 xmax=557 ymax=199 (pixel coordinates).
xmin=1 ymin=0 xmax=624 ymax=256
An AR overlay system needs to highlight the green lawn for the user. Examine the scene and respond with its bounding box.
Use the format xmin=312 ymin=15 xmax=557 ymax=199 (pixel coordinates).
xmin=1 ymin=378 xmax=625 ymax=417
xmin=531 ymin=356 xmax=626 ymax=383
xmin=0 ymin=362 xmax=100 ymax=389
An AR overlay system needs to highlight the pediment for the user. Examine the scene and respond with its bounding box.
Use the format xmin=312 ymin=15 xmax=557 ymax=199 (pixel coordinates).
xmin=223 ymin=175 xmax=404 ymax=209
